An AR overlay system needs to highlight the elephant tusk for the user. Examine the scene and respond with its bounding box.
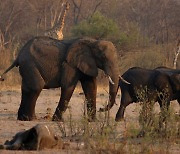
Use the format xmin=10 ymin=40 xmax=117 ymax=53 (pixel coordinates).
xmin=0 ymin=75 xmax=4 ymax=81
xmin=45 ymin=125 xmax=51 ymax=136
xmin=108 ymin=76 xmax=115 ymax=85
xmin=119 ymin=75 xmax=130 ymax=84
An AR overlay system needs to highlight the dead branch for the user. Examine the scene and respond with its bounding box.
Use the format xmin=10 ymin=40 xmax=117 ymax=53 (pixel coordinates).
xmin=90 ymin=0 xmax=102 ymax=17
xmin=71 ymin=0 xmax=83 ymax=24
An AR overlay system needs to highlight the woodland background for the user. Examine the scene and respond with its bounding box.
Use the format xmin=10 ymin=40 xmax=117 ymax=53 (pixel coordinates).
xmin=0 ymin=0 xmax=179 ymax=87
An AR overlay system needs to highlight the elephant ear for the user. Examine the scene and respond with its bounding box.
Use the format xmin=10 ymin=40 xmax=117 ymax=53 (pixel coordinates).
xmin=66 ymin=42 xmax=98 ymax=77
xmin=61 ymin=62 xmax=79 ymax=88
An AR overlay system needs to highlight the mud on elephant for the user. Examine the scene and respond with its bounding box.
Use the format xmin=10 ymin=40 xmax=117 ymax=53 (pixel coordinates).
xmin=100 ymin=67 xmax=180 ymax=121
xmin=0 ymin=36 xmax=121 ymax=121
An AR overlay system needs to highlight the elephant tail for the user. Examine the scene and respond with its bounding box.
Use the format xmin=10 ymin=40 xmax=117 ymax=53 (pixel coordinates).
xmin=0 ymin=59 xmax=19 ymax=81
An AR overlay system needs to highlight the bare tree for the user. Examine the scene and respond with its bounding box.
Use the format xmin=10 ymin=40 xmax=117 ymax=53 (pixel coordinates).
xmin=71 ymin=0 xmax=83 ymax=24
xmin=114 ymin=0 xmax=180 ymax=45
xmin=0 ymin=0 xmax=179 ymax=47
xmin=71 ymin=0 xmax=103 ymax=24
xmin=26 ymin=0 xmax=65 ymax=35
xmin=0 ymin=0 xmax=22 ymax=49
xmin=173 ymin=39 xmax=180 ymax=69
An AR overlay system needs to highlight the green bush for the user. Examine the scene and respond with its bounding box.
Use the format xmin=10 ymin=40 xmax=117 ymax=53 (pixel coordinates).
xmin=71 ymin=11 xmax=119 ymax=39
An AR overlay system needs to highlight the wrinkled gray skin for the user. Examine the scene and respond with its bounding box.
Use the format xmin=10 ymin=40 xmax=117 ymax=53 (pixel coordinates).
xmin=0 ymin=36 xmax=120 ymax=121
xmin=113 ymin=67 xmax=179 ymax=122
xmin=0 ymin=124 xmax=62 ymax=150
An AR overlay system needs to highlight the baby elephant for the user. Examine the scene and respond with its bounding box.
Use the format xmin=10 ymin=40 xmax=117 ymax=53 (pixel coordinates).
xmin=0 ymin=124 xmax=63 ymax=150
xmin=114 ymin=67 xmax=180 ymax=121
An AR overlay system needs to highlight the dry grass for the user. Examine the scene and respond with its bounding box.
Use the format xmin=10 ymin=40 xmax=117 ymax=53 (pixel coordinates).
xmin=54 ymin=100 xmax=179 ymax=153
xmin=0 ymin=88 xmax=179 ymax=153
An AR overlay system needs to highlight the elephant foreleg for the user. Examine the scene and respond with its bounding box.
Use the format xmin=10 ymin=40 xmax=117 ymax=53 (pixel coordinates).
xmin=81 ymin=77 xmax=97 ymax=122
xmin=52 ymin=85 xmax=77 ymax=121
xmin=115 ymin=92 xmax=133 ymax=122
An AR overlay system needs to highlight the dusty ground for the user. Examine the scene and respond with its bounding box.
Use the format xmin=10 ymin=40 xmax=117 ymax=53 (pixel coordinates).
xmin=0 ymin=86 xmax=179 ymax=153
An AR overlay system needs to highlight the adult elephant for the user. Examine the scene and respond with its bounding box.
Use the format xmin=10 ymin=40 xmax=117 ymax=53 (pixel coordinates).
xmin=0 ymin=36 xmax=121 ymax=121
xmin=99 ymin=67 xmax=180 ymax=121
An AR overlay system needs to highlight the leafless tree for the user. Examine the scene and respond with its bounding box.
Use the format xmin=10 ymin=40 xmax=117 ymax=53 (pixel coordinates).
xmin=70 ymin=0 xmax=102 ymax=24
xmin=0 ymin=0 xmax=22 ymax=49
xmin=173 ymin=39 xmax=180 ymax=69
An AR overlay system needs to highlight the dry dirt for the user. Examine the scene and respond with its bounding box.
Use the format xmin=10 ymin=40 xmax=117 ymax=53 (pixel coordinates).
xmin=0 ymin=86 xmax=179 ymax=154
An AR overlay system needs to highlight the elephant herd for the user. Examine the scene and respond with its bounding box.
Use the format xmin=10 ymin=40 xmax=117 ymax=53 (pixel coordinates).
xmin=0 ymin=36 xmax=180 ymax=122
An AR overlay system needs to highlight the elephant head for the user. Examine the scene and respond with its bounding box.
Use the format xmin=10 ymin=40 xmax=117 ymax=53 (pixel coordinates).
xmin=61 ymin=38 xmax=120 ymax=110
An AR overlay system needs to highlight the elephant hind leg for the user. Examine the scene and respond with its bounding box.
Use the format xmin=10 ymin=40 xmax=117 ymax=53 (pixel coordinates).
xmin=18 ymin=66 xmax=45 ymax=121
xmin=18 ymin=87 xmax=43 ymax=121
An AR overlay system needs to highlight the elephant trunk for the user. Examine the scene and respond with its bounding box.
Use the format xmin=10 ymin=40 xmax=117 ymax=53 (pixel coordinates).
xmin=99 ymin=66 xmax=119 ymax=112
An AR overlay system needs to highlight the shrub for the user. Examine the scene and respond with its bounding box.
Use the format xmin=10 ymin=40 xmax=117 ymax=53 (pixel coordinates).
xmin=136 ymin=87 xmax=179 ymax=140
xmin=71 ymin=11 xmax=119 ymax=40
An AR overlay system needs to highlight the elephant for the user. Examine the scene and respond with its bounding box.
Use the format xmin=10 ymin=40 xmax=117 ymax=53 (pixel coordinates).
xmin=0 ymin=124 xmax=63 ymax=150
xmin=0 ymin=36 xmax=122 ymax=121
xmin=99 ymin=67 xmax=180 ymax=121
xmin=155 ymin=66 xmax=180 ymax=103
